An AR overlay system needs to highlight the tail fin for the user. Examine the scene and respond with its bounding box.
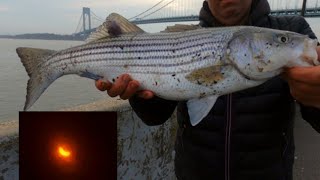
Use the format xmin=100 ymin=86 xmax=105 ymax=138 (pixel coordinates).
xmin=16 ymin=47 xmax=57 ymax=110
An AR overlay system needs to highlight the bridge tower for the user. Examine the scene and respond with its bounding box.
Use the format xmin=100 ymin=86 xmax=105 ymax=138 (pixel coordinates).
xmin=82 ymin=7 xmax=92 ymax=32
xmin=301 ymin=0 xmax=307 ymax=16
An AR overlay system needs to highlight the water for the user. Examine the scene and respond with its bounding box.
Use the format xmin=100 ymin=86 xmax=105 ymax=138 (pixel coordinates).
xmin=0 ymin=18 xmax=319 ymax=122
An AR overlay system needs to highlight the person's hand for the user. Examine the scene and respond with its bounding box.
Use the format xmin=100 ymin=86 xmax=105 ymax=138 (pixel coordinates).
xmin=95 ymin=74 xmax=154 ymax=100
xmin=283 ymin=46 xmax=320 ymax=109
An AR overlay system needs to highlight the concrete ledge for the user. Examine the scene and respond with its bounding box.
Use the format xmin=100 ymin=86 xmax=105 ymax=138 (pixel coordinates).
xmin=0 ymin=119 xmax=19 ymax=180
xmin=61 ymin=99 xmax=131 ymax=111
xmin=0 ymin=120 xmax=18 ymax=138
xmin=0 ymin=134 xmax=19 ymax=180
xmin=1 ymin=100 xmax=320 ymax=180
xmin=0 ymin=98 xmax=177 ymax=179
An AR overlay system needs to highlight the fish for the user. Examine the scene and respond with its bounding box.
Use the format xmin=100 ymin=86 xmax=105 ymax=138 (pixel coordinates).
xmin=16 ymin=13 xmax=319 ymax=125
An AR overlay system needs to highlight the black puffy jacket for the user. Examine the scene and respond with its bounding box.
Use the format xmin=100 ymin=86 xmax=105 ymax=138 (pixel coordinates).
xmin=129 ymin=0 xmax=320 ymax=180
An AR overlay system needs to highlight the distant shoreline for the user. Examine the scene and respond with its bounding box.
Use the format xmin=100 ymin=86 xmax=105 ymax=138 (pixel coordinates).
xmin=0 ymin=33 xmax=86 ymax=41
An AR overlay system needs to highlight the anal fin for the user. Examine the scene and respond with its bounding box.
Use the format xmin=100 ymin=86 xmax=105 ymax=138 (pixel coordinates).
xmin=187 ymin=96 xmax=218 ymax=126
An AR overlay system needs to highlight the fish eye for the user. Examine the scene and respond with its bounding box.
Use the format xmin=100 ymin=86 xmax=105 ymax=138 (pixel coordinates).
xmin=277 ymin=35 xmax=289 ymax=43
xmin=281 ymin=36 xmax=287 ymax=43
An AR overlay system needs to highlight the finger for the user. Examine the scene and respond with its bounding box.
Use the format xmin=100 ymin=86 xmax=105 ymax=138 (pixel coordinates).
xmin=137 ymin=90 xmax=154 ymax=99
xmin=107 ymin=74 xmax=131 ymax=97
xmin=119 ymin=80 xmax=140 ymax=100
xmin=287 ymin=80 xmax=320 ymax=95
xmin=289 ymin=85 xmax=320 ymax=101
xmin=95 ymin=79 xmax=112 ymax=91
xmin=292 ymin=92 xmax=320 ymax=108
xmin=284 ymin=66 xmax=320 ymax=85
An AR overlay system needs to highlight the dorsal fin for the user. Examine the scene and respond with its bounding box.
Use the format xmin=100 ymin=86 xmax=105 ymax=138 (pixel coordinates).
xmin=85 ymin=13 xmax=145 ymax=43
xmin=161 ymin=24 xmax=200 ymax=33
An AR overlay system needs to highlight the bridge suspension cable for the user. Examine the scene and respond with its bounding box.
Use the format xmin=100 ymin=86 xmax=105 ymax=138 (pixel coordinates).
xmin=129 ymin=0 xmax=167 ymax=20
xmin=74 ymin=14 xmax=83 ymax=34
xmin=138 ymin=0 xmax=175 ymax=19
xmin=91 ymin=11 xmax=104 ymax=22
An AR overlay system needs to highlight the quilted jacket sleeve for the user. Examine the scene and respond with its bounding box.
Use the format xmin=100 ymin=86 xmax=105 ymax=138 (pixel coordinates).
xmin=300 ymin=105 xmax=320 ymax=133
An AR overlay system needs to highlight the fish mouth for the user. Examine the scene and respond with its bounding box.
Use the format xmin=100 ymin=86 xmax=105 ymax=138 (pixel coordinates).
xmin=301 ymin=38 xmax=319 ymax=66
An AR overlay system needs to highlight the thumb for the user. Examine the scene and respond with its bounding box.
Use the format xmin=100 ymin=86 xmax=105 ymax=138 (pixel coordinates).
xmin=95 ymin=79 xmax=112 ymax=91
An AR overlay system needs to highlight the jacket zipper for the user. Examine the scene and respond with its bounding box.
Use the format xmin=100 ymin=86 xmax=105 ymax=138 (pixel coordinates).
xmin=225 ymin=94 xmax=232 ymax=180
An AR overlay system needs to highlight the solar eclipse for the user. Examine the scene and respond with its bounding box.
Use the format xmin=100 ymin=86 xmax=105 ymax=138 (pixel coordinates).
xmin=19 ymin=112 xmax=117 ymax=180
xmin=58 ymin=146 xmax=71 ymax=158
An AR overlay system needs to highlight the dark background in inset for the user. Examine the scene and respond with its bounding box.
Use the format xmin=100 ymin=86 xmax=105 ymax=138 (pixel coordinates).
xmin=19 ymin=112 xmax=117 ymax=180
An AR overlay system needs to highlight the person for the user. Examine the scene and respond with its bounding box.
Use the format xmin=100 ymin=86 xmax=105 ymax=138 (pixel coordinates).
xmin=95 ymin=0 xmax=320 ymax=179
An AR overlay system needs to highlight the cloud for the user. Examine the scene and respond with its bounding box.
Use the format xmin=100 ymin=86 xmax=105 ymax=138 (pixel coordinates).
xmin=0 ymin=0 xmax=202 ymax=34
xmin=0 ymin=5 xmax=9 ymax=12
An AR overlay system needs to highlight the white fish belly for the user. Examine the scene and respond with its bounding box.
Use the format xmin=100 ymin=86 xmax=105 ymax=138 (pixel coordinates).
xmin=131 ymin=73 xmax=211 ymax=100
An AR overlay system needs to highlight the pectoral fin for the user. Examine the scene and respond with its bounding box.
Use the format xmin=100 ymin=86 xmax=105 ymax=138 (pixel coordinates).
xmin=187 ymin=95 xmax=218 ymax=126
xmin=79 ymin=71 xmax=103 ymax=80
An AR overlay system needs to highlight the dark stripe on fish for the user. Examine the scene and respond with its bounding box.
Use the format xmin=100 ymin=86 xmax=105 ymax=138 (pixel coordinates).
xmin=44 ymin=43 xmax=217 ymax=68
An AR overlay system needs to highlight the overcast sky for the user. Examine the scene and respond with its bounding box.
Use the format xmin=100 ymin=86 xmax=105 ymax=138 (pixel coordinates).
xmin=0 ymin=0 xmax=179 ymax=35
xmin=0 ymin=0 xmax=319 ymax=35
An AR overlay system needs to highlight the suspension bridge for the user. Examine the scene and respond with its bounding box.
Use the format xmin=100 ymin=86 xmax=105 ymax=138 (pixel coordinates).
xmin=73 ymin=0 xmax=320 ymax=37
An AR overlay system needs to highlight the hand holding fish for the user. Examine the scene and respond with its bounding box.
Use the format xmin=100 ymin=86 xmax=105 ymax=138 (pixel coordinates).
xmin=284 ymin=46 xmax=320 ymax=109
xmin=95 ymin=74 xmax=154 ymax=100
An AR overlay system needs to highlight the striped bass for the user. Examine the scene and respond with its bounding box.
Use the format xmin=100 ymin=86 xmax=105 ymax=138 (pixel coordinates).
xmin=17 ymin=13 xmax=318 ymax=125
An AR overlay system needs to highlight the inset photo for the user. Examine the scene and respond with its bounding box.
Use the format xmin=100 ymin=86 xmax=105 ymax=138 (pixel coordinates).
xmin=19 ymin=112 xmax=117 ymax=180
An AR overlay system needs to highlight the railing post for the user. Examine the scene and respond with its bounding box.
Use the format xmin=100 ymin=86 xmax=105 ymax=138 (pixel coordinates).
xmin=301 ymin=0 xmax=307 ymax=16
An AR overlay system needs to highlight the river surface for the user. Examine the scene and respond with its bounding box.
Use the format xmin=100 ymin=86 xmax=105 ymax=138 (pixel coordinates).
xmin=0 ymin=18 xmax=319 ymax=121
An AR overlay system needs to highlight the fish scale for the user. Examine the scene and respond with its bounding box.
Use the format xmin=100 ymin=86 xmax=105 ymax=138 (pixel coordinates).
xmin=16 ymin=13 xmax=318 ymax=125
xmin=46 ymin=28 xmax=230 ymax=66
xmin=46 ymin=29 xmax=231 ymax=78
